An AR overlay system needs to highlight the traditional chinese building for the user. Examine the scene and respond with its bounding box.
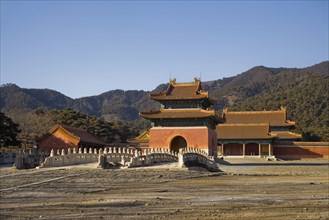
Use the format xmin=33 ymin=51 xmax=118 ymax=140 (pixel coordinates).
xmin=140 ymin=78 xmax=219 ymax=155
xmin=37 ymin=124 xmax=107 ymax=152
xmin=136 ymin=79 xmax=327 ymax=159
xmin=216 ymin=107 xmax=302 ymax=157
xmin=127 ymin=129 xmax=150 ymax=148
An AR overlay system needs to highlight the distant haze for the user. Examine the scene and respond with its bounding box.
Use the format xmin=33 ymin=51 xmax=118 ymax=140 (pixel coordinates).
xmin=1 ymin=1 xmax=328 ymax=98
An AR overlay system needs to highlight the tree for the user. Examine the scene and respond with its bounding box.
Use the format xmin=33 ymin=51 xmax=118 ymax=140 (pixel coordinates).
xmin=6 ymin=109 xmax=55 ymax=149
xmin=0 ymin=112 xmax=21 ymax=147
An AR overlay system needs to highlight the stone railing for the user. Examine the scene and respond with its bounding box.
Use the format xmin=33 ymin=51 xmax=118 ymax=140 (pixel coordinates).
xmin=39 ymin=147 xmax=143 ymax=168
xmin=178 ymin=148 xmax=219 ymax=172
xmin=15 ymin=150 xmax=49 ymax=169
xmin=39 ymin=148 xmax=99 ymax=168
xmin=101 ymin=147 xmax=136 ymax=167
xmin=31 ymin=147 xmax=219 ymax=172
xmin=126 ymin=148 xmax=178 ymax=168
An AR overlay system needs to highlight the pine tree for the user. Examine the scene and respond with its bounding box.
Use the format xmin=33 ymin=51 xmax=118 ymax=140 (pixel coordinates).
xmin=0 ymin=112 xmax=21 ymax=147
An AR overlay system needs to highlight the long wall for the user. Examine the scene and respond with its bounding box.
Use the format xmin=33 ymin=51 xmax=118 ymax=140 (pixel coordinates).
xmin=274 ymin=142 xmax=329 ymax=159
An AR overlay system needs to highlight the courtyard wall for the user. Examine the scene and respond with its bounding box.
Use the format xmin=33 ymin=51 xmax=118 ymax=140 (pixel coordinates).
xmin=274 ymin=142 xmax=329 ymax=159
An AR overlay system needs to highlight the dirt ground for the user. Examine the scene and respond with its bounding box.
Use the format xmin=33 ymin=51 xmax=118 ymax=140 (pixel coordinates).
xmin=0 ymin=159 xmax=328 ymax=220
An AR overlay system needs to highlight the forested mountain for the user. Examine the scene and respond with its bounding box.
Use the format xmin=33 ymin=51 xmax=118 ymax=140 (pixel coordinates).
xmin=1 ymin=61 xmax=328 ymax=141
xmin=72 ymin=90 xmax=158 ymax=121
xmin=226 ymin=63 xmax=329 ymax=141
xmin=0 ymin=84 xmax=159 ymax=121
xmin=0 ymin=84 xmax=74 ymax=110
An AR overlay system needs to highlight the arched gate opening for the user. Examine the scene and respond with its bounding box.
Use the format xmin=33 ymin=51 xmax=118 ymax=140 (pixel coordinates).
xmin=170 ymin=136 xmax=187 ymax=153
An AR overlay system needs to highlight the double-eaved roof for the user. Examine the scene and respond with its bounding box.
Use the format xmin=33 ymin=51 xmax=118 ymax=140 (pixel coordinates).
xmin=222 ymin=107 xmax=295 ymax=127
xmin=217 ymin=123 xmax=276 ymax=140
xmin=217 ymin=107 xmax=301 ymax=141
xmin=150 ymin=78 xmax=209 ymax=101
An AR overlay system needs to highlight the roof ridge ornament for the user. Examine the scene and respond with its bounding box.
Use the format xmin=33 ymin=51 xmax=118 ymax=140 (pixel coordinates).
xmin=170 ymin=78 xmax=176 ymax=84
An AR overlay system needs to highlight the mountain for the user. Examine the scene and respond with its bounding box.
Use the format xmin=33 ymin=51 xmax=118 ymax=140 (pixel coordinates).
xmin=72 ymin=90 xmax=158 ymax=121
xmin=0 ymin=84 xmax=74 ymax=110
xmin=1 ymin=61 xmax=328 ymax=140
xmin=0 ymin=84 xmax=159 ymax=121
xmin=225 ymin=62 xmax=329 ymax=141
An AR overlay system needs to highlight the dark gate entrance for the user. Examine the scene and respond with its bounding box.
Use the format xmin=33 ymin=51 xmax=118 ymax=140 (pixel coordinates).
xmin=170 ymin=136 xmax=187 ymax=153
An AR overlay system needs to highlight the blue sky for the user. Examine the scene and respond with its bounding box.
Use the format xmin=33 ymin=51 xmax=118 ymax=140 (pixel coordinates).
xmin=1 ymin=1 xmax=328 ymax=98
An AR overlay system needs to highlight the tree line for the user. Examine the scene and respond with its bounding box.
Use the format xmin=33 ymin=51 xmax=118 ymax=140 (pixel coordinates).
xmin=0 ymin=108 xmax=143 ymax=149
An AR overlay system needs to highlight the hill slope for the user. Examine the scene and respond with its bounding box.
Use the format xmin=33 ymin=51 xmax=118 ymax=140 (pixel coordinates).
xmin=0 ymin=84 xmax=74 ymax=110
xmin=0 ymin=84 xmax=159 ymax=121
xmin=1 ymin=61 xmax=328 ymax=140
xmin=227 ymin=62 xmax=329 ymax=141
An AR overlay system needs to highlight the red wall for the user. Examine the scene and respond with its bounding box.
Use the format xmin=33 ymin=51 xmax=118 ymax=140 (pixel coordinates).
xmin=149 ymin=126 xmax=217 ymax=155
xmin=274 ymin=142 xmax=329 ymax=159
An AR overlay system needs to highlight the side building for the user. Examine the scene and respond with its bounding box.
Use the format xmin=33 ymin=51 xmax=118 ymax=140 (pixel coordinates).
xmin=140 ymin=78 xmax=220 ymax=156
xmin=127 ymin=129 xmax=150 ymax=149
xmin=216 ymin=107 xmax=302 ymax=158
xmin=37 ymin=124 xmax=108 ymax=153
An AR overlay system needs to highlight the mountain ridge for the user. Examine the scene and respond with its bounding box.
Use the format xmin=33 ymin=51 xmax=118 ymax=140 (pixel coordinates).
xmin=1 ymin=61 xmax=328 ymax=140
xmin=2 ymin=60 xmax=327 ymax=100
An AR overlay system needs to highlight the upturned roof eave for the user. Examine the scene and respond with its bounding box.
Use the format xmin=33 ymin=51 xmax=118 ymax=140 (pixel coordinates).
xmin=218 ymin=137 xmax=275 ymax=140
xmin=49 ymin=124 xmax=81 ymax=142
xmin=271 ymin=131 xmax=302 ymax=139
xmin=149 ymin=95 xmax=209 ymax=101
xmin=139 ymin=109 xmax=216 ymax=119
xmin=140 ymin=114 xmax=215 ymax=119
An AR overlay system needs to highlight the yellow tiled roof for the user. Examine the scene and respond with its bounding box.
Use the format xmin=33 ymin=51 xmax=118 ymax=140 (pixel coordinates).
xmin=140 ymin=108 xmax=215 ymax=119
xmin=223 ymin=108 xmax=295 ymax=127
xmin=150 ymin=78 xmax=208 ymax=100
xmin=216 ymin=123 xmax=276 ymax=139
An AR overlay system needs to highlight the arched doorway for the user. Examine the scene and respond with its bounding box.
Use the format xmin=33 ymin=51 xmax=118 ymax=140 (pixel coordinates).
xmin=170 ymin=136 xmax=187 ymax=152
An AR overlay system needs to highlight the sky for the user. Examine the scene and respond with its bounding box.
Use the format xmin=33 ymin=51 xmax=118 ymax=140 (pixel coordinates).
xmin=1 ymin=1 xmax=328 ymax=98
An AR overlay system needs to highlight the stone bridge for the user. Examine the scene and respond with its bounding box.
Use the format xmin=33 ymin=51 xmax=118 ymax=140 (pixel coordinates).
xmin=18 ymin=147 xmax=219 ymax=171
xmin=178 ymin=148 xmax=219 ymax=172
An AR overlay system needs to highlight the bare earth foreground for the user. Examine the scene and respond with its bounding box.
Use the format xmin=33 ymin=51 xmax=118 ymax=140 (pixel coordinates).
xmin=0 ymin=159 xmax=328 ymax=220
